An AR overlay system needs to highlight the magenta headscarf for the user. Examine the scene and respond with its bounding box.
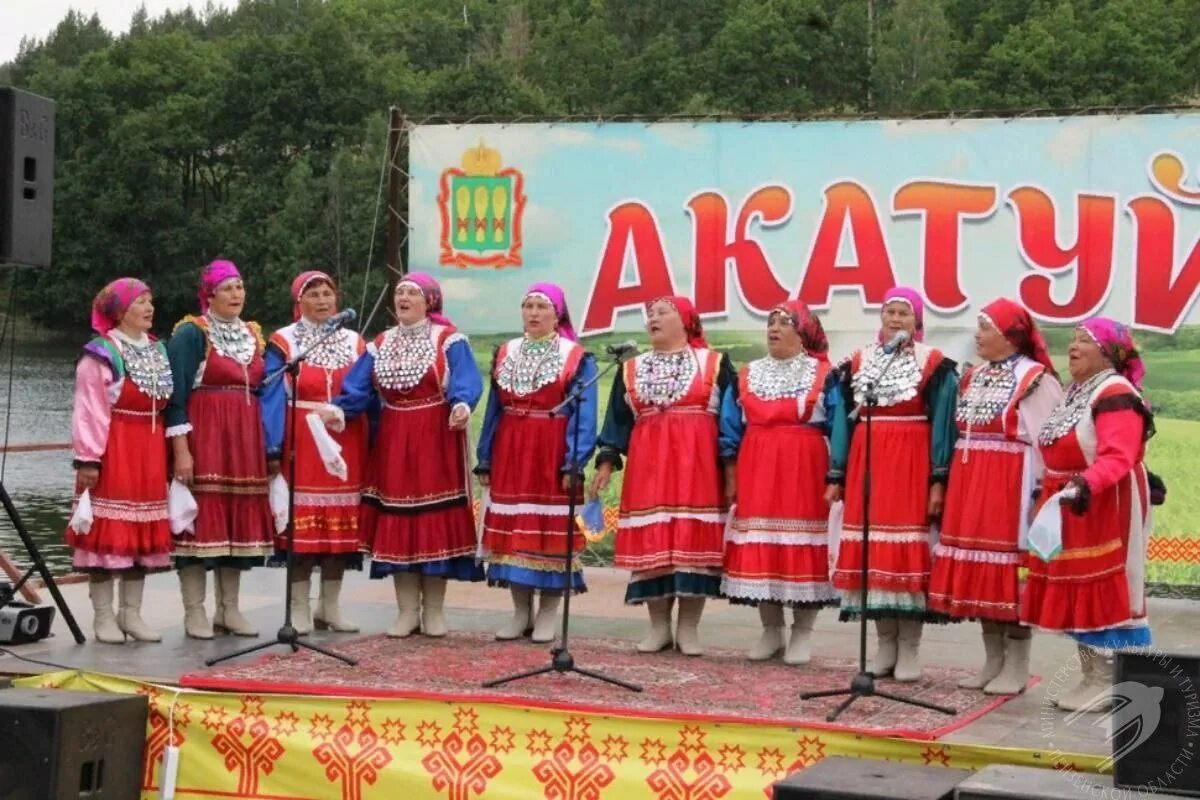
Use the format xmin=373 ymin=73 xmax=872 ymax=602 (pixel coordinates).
xmin=879 ymin=286 xmax=925 ymax=343
xmin=397 ymin=271 xmax=453 ymax=327
xmin=198 ymin=260 xmax=241 ymax=315
xmin=91 ymin=278 xmax=150 ymax=336
xmin=524 ymin=282 xmax=577 ymax=341
xmin=291 ymin=270 xmax=335 ymax=322
xmin=1079 ymin=318 xmax=1147 ymax=390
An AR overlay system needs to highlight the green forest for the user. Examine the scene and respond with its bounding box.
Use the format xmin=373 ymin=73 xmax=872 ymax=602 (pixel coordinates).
xmin=3 ymin=0 xmax=1199 ymax=330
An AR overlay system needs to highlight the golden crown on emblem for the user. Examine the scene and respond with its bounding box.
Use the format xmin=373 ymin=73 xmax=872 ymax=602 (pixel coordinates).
xmin=461 ymin=140 xmax=502 ymax=176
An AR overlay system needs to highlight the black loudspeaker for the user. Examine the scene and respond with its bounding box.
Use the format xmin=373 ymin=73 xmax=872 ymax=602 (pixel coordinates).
xmin=0 ymin=689 xmax=147 ymax=800
xmin=0 ymin=600 xmax=55 ymax=644
xmin=773 ymin=756 xmax=971 ymax=800
xmin=1112 ymin=650 xmax=1200 ymax=797
xmin=0 ymin=87 xmax=55 ymax=268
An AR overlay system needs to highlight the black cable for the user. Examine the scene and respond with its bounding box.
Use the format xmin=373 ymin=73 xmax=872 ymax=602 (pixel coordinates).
xmin=0 ymin=644 xmax=76 ymax=673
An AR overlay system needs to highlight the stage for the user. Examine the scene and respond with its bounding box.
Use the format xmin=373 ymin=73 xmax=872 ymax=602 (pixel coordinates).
xmin=4 ymin=567 xmax=1197 ymax=798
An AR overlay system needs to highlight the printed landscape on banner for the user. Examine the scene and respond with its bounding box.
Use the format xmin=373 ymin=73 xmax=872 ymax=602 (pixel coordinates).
xmin=408 ymin=117 xmax=1200 ymax=589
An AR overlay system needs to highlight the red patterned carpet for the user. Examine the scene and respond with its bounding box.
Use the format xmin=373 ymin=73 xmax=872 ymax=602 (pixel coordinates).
xmin=180 ymin=632 xmax=1033 ymax=740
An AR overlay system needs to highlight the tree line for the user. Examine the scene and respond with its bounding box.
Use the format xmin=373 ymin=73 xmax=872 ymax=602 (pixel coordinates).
xmin=2 ymin=0 xmax=1197 ymax=332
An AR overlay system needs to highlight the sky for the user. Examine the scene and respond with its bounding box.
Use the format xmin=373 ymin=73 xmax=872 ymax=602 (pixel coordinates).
xmin=2 ymin=0 xmax=232 ymax=64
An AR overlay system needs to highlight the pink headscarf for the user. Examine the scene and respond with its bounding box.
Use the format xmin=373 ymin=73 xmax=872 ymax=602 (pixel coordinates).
xmin=879 ymin=286 xmax=925 ymax=343
xmin=397 ymin=271 xmax=453 ymax=327
xmin=198 ymin=260 xmax=241 ymax=315
xmin=524 ymin=282 xmax=577 ymax=342
xmin=291 ymin=270 xmax=336 ymax=322
xmin=91 ymin=278 xmax=150 ymax=336
xmin=648 ymin=295 xmax=708 ymax=349
xmin=1079 ymin=317 xmax=1147 ymax=390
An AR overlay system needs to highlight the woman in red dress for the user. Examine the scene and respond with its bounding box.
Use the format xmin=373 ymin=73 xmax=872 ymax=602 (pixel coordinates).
xmin=830 ymin=286 xmax=958 ymax=682
xmin=167 ymin=260 xmax=275 ymax=639
xmin=928 ymin=298 xmax=1063 ymax=694
xmin=719 ymin=301 xmax=843 ymax=664
xmin=262 ymin=271 xmax=368 ymax=635
xmin=68 ymin=278 xmax=174 ymax=643
xmin=324 ymin=272 xmax=483 ymax=638
xmin=476 ymin=283 xmax=597 ymax=643
xmin=1021 ymin=318 xmax=1154 ymax=712
xmin=591 ymin=297 xmax=734 ymax=656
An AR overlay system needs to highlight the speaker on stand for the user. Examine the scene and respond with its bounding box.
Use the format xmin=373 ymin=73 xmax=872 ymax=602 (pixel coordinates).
xmin=0 ymin=86 xmax=54 ymax=269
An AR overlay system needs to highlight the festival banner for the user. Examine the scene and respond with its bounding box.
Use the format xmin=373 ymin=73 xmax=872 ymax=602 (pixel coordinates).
xmin=408 ymin=118 xmax=1200 ymax=588
xmin=18 ymin=671 xmax=1104 ymax=799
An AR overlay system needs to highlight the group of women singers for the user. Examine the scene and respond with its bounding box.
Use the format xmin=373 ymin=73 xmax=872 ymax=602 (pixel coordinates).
xmin=69 ymin=262 xmax=1156 ymax=714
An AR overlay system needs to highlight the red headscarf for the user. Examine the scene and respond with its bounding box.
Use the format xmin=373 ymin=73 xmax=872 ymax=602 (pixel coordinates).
xmin=772 ymin=300 xmax=829 ymax=363
xmin=291 ymin=270 xmax=336 ymax=322
xmin=91 ymin=278 xmax=151 ymax=336
xmin=648 ymin=296 xmax=707 ymax=349
xmin=980 ymin=298 xmax=1057 ymax=378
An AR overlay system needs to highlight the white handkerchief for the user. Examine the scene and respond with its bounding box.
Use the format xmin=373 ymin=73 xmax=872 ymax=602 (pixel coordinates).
xmin=69 ymin=489 xmax=93 ymax=535
xmin=826 ymin=500 xmax=844 ymax=563
xmin=168 ymin=480 xmax=198 ymax=535
xmin=269 ymin=474 xmax=289 ymax=534
xmin=1028 ymin=492 xmax=1067 ymax=562
xmin=722 ymin=503 xmax=737 ymax=544
xmin=306 ymin=412 xmax=347 ymax=480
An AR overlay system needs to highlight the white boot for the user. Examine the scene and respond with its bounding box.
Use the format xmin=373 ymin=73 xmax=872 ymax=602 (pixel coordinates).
xmin=531 ymin=593 xmax=561 ymax=643
xmin=89 ymin=576 xmax=124 ymax=644
xmin=784 ymin=608 xmax=819 ymax=665
xmin=959 ymin=623 xmax=1005 ymax=689
xmin=178 ymin=566 xmax=213 ymax=640
xmin=421 ymin=576 xmax=448 ymax=637
xmin=214 ymin=568 xmax=258 ymax=637
xmin=984 ymin=634 xmax=1032 ymax=695
xmin=496 ymin=587 xmax=533 ymax=640
xmin=314 ymin=578 xmax=359 ymax=632
xmin=748 ymin=603 xmax=785 ymax=660
xmin=870 ymin=618 xmax=898 ymax=676
xmin=387 ymin=573 xmax=421 ymax=638
xmin=893 ymin=618 xmax=923 ymax=682
xmin=637 ymin=598 xmax=674 ymax=653
xmin=290 ymin=579 xmax=312 ymax=636
xmin=675 ymin=597 xmax=706 ymax=656
xmin=116 ymin=575 xmax=160 ymax=642
xmin=1056 ymin=644 xmax=1113 ymax=712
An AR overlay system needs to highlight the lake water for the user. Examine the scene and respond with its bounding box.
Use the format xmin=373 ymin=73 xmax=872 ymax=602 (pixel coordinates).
xmin=0 ymin=343 xmax=79 ymax=575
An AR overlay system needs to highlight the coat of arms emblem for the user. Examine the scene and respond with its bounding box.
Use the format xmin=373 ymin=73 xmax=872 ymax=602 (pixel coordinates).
xmin=437 ymin=141 xmax=526 ymax=268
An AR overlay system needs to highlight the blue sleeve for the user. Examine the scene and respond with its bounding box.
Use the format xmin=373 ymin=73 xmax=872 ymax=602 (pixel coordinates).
xmin=445 ymin=338 xmax=483 ymax=410
xmin=334 ymin=349 xmax=377 ymax=419
xmin=718 ymin=384 xmax=744 ymax=461
xmin=475 ymin=354 xmax=502 ymax=474
xmin=927 ymin=359 xmax=960 ymax=485
xmin=261 ymin=344 xmax=287 ymax=458
xmin=596 ymin=365 xmax=633 ymax=470
xmin=562 ymin=353 xmax=599 ymax=475
xmin=826 ymin=368 xmax=851 ymax=485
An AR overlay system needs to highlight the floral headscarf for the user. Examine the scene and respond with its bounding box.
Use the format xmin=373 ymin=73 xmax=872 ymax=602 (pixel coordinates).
xmin=1079 ymin=318 xmax=1146 ymax=390
xmin=524 ymin=282 xmax=577 ymax=342
xmin=980 ymin=297 xmax=1056 ymax=378
xmin=771 ymin=300 xmax=829 ymax=363
xmin=91 ymin=278 xmax=150 ymax=336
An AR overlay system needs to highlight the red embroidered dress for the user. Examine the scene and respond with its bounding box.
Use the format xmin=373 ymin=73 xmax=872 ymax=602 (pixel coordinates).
xmin=928 ymin=356 xmax=1059 ymax=622
xmin=166 ymin=315 xmax=274 ymax=565
xmin=334 ymin=320 xmax=484 ymax=581
xmin=476 ymin=336 xmax=598 ymax=593
xmin=597 ymin=347 xmax=735 ymax=603
xmin=830 ymin=341 xmax=958 ymax=618
xmin=262 ymin=322 xmax=368 ymax=556
xmin=67 ymin=333 xmax=174 ymax=571
xmin=719 ymin=355 xmax=842 ymax=607
xmin=1020 ymin=371 xmax=1153 ymax=649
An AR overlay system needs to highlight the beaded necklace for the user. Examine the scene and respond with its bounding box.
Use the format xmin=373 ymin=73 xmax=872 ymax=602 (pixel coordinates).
xmin=205 ymin=313 xmax=256 ymax=366
xmin=747 ymin=354 xmax=817 ymax=401
xmin=1038 ymin=369 xmax=1115 ymax=446
xmin=496 ymin=335 xmax=563 ymax=396
xmin=852 ymin=343 xmax=922 ymax=407
xmin=957 ymin=357 xmax=1019 ymax=426
xmin=374 ymin=321 xmax=437 ymax=392
xmin=634 ymin=349 xmax=697 ymax=408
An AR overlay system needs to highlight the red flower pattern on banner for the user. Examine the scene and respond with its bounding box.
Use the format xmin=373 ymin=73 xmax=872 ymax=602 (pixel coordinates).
xmin=381 ymin=718 xmax=407 ymax=746
xmin=421 ymin=730 xmax=504 ymax=800
xmin=202 ymin=704 xmax=228 ymax=732
xmin=273 ymin=710 xmax=300 ymax=738
xmin=140 ymin=690 xmax=192 ymax=791
xmin=310 ymin=713 xmax=336 ymax=742
xmin=641 ymin=738 xmax=668 ymax=766
xmin=647 ymin=749 xmax=732 ymax=800
xmin=564 ymin=715 xmax=592 ymax=743
xmin=490 ymin=725 xmax=516 ymax=754
xmin=210 ymin=700 xmax=286 ymax=797
xmin=527 ymin=728 xmax=554 ymax=756
xmin=532 ymin=739 xmax=616 ymax=800
xmin=602 ymin=735 xmax=629 ymax=764
xmin=419 ymin=720 xmax=445 ymax=747
xmin=790 ymin=736 xmax=826 ymax=770
xmin=679 ymin=725 xmax=707 ymax=754
xmin=454 ymin=707 xmax=480 ymax=735
xmin=312 ymin=701 xmax=394 ymax=800
xmin=757 ymin=747 xmax=786 ymax=777
xmin=717 ymin=744 xmax=745 ymax=773
xmin=922 ymin=746 xmax=951 ymax=767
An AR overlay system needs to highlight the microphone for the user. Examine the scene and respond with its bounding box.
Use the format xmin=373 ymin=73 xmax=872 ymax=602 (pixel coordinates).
xmin=322 ymin=308 xmax=357 ymax=329
xmin=605 ymin=340 xmax=639 ymax=360
xmin=881 ymin=330 xmax=909 ymax=354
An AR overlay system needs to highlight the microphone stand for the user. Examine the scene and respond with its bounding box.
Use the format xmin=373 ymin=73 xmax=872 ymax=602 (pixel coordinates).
xmin=800 ymin=341 xmax=954 ymax=721
xmin=482 ymin=348 xmax=642 ymax=692
xmin=207 ymin=317 xmax=357 ymax=667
